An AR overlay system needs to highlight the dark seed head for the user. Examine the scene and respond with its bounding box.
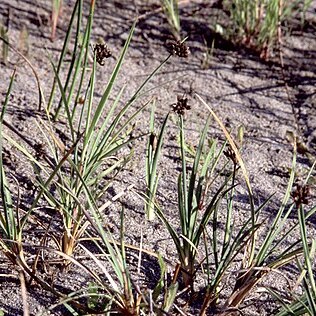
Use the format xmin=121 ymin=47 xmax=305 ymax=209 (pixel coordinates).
xmin=291 ymin=183 xmax=310 ymax=208
xmin=171 ymin=95 xmax=191 ymax=116
xmin=34 ymin=143 xmax=45 ymax=160
xmin=166 ymin=40 xmax=189 ymax=58
xmin=93 ymin=43 xmax=112 ymax=66
xmin=34 ymin=142 xmax=46 ymax=160
xmin=224 ymin=146 xmax=238 ymax=165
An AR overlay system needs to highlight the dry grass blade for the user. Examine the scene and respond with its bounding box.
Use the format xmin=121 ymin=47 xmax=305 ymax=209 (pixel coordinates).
xmin=19 ymin=270 xmax=30 ymax=316
xmin=51 ymin=0 xmax=63 ymax=41
xmin=196 ymin=93 xmax=256 ymax=268
xmin=196 ymin=93 xmax=252 ymax=195
xmin=0 ymin=36 xmax=45 ymax=110
xmin=98 ymin=183 xmax=135 ymax=213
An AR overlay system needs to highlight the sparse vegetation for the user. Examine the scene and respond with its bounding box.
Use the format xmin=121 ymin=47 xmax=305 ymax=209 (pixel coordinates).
xmin=220 ymin=0 xmax=314 ymax=58
xmin=0 ymin=0 xmax=315 ymax=315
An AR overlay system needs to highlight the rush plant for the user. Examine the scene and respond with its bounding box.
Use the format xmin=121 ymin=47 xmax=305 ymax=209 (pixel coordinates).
xmin=198 ymin=95 xmax=316 ymax=314
xmin=43 ymin=206 xmax=179 ymax=315
xmin=271 ymin=163 xmax=316 ymax=316
xmin=40 ymin=4 xmax=137 ymax=257
xmin=0 ymin=70 xmax=24 ymax=266
xmin=4 ymin=0 xmax=172 ymax=263
xmin=223 ymin=0 xmax=309 ymax=58
xmin=154 ymin=108 xmax=235 ymax=289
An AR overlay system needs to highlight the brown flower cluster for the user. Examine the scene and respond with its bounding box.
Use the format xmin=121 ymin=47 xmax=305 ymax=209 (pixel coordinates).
xmin=171 ymin=96 xmax=191 ymax=115
xmin=166 ymin=40 xmax=189 ymax=58
xmin=93 ymin=43 xmax=112 ymax=66
xmin=224 ymin=146 xmax=238 ymax=165
xmin=291 ymin=183 xmax=310 ymax=208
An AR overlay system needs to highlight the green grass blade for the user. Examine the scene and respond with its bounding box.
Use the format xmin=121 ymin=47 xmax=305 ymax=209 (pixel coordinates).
xmin=179 ymin=115 xmax=188 ymax=236
xmin=53 ymin=0 xmax=94 ymax=120
xmin=0 ymin=69 xmax=16 ymax=236
xmin=1 ymin=69 xmax=16 ymax=122
xmin=154 ymin=201 xmax=183 ymax=260
xmin=85 ymin=86 xmax=125 ymax=165
xmin=150 ymin=113 xmax=169 ymax=187
xmin=47 ymin=0 xmax=82 ymax=112
xmin=49 ymin=56 xmax=76 ymax=141
xmin=146 ymin=112 xmax=169 ymax=219
xmin=163 ymin=282 xmax=178 ymax=312
xmin=187 ymin=115 xmax=211 ymax=237
xmin=299 ymin=205 xmax=316 ymax=306
xmin=194 ymin=182 xmax=235 ymax=246
xmin=85 ymin=22 xmax=136 ymax=143
xmin=256 ymin=148 xmax=296 ymax=264
xmin=152 ymin=254 xmax=166 ymax=301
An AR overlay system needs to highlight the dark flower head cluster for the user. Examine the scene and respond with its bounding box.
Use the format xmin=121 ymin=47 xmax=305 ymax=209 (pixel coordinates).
xmin=34 ymin=142 xmax=46 ymax=160
xmin=93 ymin=43 xmax=112 ymax=66
xmin=166 ymin=40 xmax=189 ymax=58
xmin=224 ymin=146 xmax=238 ymax=165
xmin=171 ymin=95 xmax=191 ymax=116
xmin=291 ymin=183 xmax=310 ymax=208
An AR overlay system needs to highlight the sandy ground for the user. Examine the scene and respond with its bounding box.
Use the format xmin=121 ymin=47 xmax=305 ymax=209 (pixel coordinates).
xmin=0 ymin=0 xmax=316 ymax=315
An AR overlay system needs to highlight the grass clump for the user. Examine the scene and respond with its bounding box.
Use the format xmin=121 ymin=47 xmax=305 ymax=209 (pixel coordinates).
xmin=272 ymin=170 xmax=316 ymax=316
xmin=154 ymin=108 xmax=234 ymax=291
xmin=222 ymin=0 xmax=313 ymax=58
xmin=0 ymin=69 xmax=24 ymax=266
